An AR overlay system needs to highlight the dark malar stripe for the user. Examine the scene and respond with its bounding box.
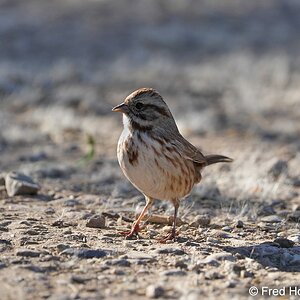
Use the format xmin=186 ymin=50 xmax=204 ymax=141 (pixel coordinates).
xmin=137 ymin=132 xmax=149 ymax=148
xmin=130 ymin=120 xmax=153 ymax=132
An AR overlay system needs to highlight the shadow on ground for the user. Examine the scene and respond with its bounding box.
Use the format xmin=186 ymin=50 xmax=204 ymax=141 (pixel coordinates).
xmin=224 ymin=242 xmax=300 ymax=272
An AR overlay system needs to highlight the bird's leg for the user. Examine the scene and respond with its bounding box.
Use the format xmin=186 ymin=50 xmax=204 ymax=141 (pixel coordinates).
xmin=121 ymin=197 xmax=153 ymax=239
xmin=160 ymin=199 xmax=179 ymax=243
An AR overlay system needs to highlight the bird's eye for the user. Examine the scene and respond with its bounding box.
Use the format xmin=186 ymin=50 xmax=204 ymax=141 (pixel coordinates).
xmin=135 ymin=102 xmax=143 ymax=110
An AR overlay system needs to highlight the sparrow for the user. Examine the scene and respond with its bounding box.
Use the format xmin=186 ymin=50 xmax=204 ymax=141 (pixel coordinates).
xmin=112 ymin=88 xmax=233 ymax=241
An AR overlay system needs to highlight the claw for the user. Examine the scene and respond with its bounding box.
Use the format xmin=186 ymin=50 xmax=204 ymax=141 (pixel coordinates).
xmin=119 ymin=222 xmax=141 ymax=239
xmin=159 ymin=230 xmax=177 ymax=243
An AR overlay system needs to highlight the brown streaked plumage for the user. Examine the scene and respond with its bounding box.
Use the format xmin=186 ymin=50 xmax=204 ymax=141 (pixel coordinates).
xmin=112 ymin=88 xmax=233 ymax=242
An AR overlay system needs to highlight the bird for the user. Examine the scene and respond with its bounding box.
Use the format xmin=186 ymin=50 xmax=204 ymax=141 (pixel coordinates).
xmin=112 ymin=88 xmax=233 ymax=242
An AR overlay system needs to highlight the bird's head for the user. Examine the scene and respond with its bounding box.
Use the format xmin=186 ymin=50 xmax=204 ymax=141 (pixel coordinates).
xmin=112 ymin=88 xmax=176 ymax=132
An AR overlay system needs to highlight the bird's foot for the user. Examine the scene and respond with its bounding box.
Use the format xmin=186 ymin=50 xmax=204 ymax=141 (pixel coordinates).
xmin=159 ymin=230 xmax=177 ymax=243
xmin=119 ymin=223 xmax=141 ymax=239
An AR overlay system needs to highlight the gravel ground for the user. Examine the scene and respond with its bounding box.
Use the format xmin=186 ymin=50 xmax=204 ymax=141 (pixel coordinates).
xmin=0 ymin=1 xmax=300 ymax=299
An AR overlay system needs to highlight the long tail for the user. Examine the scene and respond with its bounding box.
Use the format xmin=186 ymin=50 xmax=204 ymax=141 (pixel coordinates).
xmin=205 ymin=154 xmax=233 ymax=166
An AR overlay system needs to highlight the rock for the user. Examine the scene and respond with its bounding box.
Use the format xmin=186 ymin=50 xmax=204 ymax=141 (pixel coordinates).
xmin=258 ymin=204 xmax=276 ymax=216
xmin=224 ymin=261 xmax=243 ymax=276
xmin=205 ymin=270 xmax=223 ymax=280
xmin=190 ymin=214 xmax=211 ymax=227
xmin=221 ymin=226 xmax=232 ymax=232
xmin=288 ymin=254 xmax=300 ymax=265
xmin=288 ymin=211 xmax=300 ymax=222
xmin=5 ymin=172 xmax=40 ymax=196
xmin=268 ymin=160 xmax=288 ymax=179
xmin=195 ymin=257 xmax=220 ymax=267
xmin=206 ymin=252 xmax=236 ymax=262
xmin=175 ymin=259 xmax=188 ymax=269
xmin=110 ymin=268 xmax=126 ymax=276
xmin=289 ymin=177 xmax=300 ymax=187
xmin=86 ymin=214 xmax=106 ymax=229
xmin=105 ymin=259 xmax=131 ymax=267
xmin=160 ymin=269 xmax=187 ymax=276
xmin=180 ymin=224 xmax=189 ymax=231
xmin=60 ymin=248 xmax=110 ymax=259
xmin=155 ymin=247 xmax=185 ymax=255
xmin=0 ymin=173 xmax=5 ymax=186
xmin=288 ymin=235 xmax=300 ymax=243
xmin=146 ymin=285 xmax=164 ymax=298
xmin=0 ymin=262 xmax=6 ymax=269
xmin=70 ymin=275 xmax=90 ymax=284
xmin=63 ymin=199 xmax=80 ymax=207
xmin=261 ymin=215 xmax=282 ymax=223
xmin=56 ymin=244 xmax=70 ymax=252
xmin=19 ymin=151 xmax=48 ymax=162
xmin=211 ymin=230 xmax=233 ymax=239
xmin=235 ymin=220 xmax=244 ymax=228
xmin=240 ymin=270 xmax=254 ymax=278
xmin=206 ymin=237 xmax=221 ymax=244
xmin=184 ymin=241 xmax=200 ymax=247
xmin=44 ymin=207 xmax=56 ymax=214
xmin=224 ymin=279 xmax=238 ymax=288
xmin=126 ymin=252 xmax=155 ymax=265
xmin=16 ymin=249 xmax=41 ymax=257
xmin=273 ymin=238 xmax=294 ymax=248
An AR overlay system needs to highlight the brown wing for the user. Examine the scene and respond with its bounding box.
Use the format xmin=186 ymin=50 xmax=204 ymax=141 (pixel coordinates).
xmin=171 ymin=133 xmax=207 ymax=166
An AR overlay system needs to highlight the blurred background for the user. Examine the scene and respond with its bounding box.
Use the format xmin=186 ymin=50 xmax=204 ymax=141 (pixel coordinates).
xmin=0 ymin=0 xmax=299 ymax=213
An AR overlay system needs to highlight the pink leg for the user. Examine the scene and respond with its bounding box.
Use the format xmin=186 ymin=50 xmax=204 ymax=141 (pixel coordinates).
xmin=121 ymin=197 xmax=153 ymax=238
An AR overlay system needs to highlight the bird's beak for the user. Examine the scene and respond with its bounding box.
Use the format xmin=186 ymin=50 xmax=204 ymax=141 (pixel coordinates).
xmin=112 ymin=102 xmax=129 ymax=113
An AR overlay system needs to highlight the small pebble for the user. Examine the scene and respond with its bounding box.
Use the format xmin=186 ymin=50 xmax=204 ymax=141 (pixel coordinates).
xmin=0 ymin=173 xmax=5 ymax=186
xmin=146 ymin=285 xmax=164 ymax=298
xmin=240 ymin=270 xmax=254 ymax=278
xmin=190 ymin=214 xmax=211 ymax=227
xmin=5 ymin=172 xmax=40 ymax=196
xmin=235 ymin=220 xmax=244 ymax=228
xmin=105 ymin=259 xmax=131 ymax=267
xmin=205 ymin=270 xmax=222 ymax=280
xmin=175 ymin=259 xmax=188 ymax=269
xmin=288 ymin=235 xmax=300 ymax=243
xmin=155 ymin=247 xmax=185 ymax=255
xmin=16 ymin=249 xmax=41 ymax=257
xmin=206 ymin=252 xmax=236 ymax=262
xmin=56 ymin=244 xmax=70 ymax=252
xmin=221 ymin=226 xmax=232 ymax=232
xmin=288 ymin=211 xmax=300 ymax=222
xmin=60 ymin=248 xmax=110 ymax=259
xmin=110 ymin=268 xmax=126 ymax=276
xmin=206 ymin=237 xmax=221 ymax=244
xmin=86 ymin=214 xmax=106 ymax=229
xmin=268 ymin=160 xmax=288 ymax=179
xmin=273 ymin=237 xmax=294 ymax=248
xmin=44 ymin=207 xmax=56 ymax=214
xmin=160 ymin=269 xmax=187 ymax=276
xmin=211 ymin=230 xmax=233 ymax=239
xmin=261 ymin=215 xmax=282 ymax=223
xmin=195 ymin=257 xmax=220 ymax=267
